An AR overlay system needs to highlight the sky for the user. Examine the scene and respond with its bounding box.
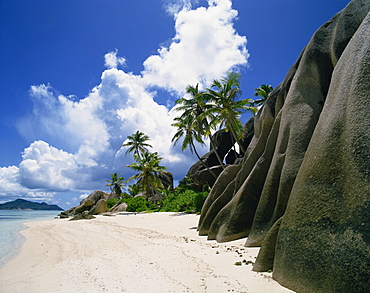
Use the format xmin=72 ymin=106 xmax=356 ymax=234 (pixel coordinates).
xmin=0 ymin=0 xmax=351 ymax=209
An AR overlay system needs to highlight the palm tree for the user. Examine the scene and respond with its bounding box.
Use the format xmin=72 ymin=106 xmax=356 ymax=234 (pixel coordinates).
xmin=205 ymin=72 xmax=254 ymax=155
xmin=121 ymin=131 xmax=152 ymax=159
xmin=105 ymin=173 xmax=127 ymax=196
xmin=126 ymin=152 xmax=166 ymax=200
xmin=174 ymin=84 xmax=225 ymax=169
xmin=253 ymin=84 xmax=273 ymax=107
xmin=127 ymin=183 xmax=141 ymax=197
xmin=172 ymin=115 xmax=217 ymax=178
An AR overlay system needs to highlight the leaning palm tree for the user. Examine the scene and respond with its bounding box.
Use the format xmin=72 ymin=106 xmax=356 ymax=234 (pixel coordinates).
xmin=121 ymin=131 xmax=152 ymax=159
xmin=126 ymin=152 xmax=166 ymax=200
xmin=253 ymin=84 xmax=273 ymax=107
xmin=105 ymin=173 xmax=127 ymax=196
xmin=174 ymin=84 xmax=225 ymax=169
xmin=205 ymin=72 xmax=254 ymax=155
xmin=172 ymin=115 xmax=217 ymax=178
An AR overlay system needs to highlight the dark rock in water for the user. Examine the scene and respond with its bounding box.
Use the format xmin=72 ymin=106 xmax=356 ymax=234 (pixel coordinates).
xmin=198 ymin=1 xmax=370 ymax=292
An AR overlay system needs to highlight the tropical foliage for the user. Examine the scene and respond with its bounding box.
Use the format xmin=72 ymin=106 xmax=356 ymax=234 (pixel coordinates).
xmin=121 ymin=130 xmax=152 ymax=159
xmin=105 ymin=173 xmax=126 ymax=195
xmin=252 ymin=84 xmax=273 ymax=107
xmin=204 ymin=72 xmax=255 ymax=155
xmin=174 ymin=84 xmax=224 ymax=168
xmin=126 ymin=151 xmax=166 ymax=200
xmin=104 ymin=75 xmax=273 ymax=214
xmin=172 ymin=106 xmax=218 ymax=178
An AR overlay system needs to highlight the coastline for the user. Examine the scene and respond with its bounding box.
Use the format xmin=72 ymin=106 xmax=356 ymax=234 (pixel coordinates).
xmin=0 ymin=212 xmax=294 ymax=292
xmin=0 ymin=210 xmax=59 ymax=268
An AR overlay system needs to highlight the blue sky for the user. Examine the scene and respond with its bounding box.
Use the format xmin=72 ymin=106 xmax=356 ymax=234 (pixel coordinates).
xmin=0 ymin=0 xmax=350 ymax=209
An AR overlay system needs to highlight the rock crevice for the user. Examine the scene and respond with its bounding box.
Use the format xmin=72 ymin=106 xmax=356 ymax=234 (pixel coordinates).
xmin=198 ymin=1 xmax=370 ymax=292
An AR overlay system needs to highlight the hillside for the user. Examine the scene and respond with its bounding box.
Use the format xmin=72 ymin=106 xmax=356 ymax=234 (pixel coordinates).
xmin=0 ymin=199 xmax=63 ymax=210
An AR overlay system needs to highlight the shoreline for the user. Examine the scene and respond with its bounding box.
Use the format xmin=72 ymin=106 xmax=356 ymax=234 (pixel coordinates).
xmin=0 ymin=210 xmax=59 ymax=268
xmin=0 ymin=212 xmax=294 ymax=292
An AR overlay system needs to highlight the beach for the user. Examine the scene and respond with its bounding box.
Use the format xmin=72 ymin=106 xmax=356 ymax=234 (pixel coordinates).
xmin=0 ymin=212 xmax=293 ymax=293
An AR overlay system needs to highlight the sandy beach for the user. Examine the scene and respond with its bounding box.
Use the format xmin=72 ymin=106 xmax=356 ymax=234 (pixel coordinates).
xmin=0 ymin=212 xmax=293 ymax=293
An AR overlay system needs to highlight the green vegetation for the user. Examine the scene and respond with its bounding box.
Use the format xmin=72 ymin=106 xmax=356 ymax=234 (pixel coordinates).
xmin=0 ymin=199 xmax=63 ymax=210
xmin=126 ymin=152 xmax=166 ymax=200
xmin=105 ymin=75 xmax=272 ymax=214
xmin=106 ymin=178 xmax=208 ymax=214
xmin=172 ymin=72 xmax=267 ymax=161
xmin=121 ymin=130 xmax=152 ymax=159
xmin=105 ymin=173 xmax=127 ymax=195
xmin=173 ymin=83 xmax=224 ymax=173
xmin=252 ymin=84 xmax=273 ymax=108
xmin=159 ymin=189 xmax=208 ymax=213
xmin=124 ymin=197 xmax=157 ymax=212
xmin=204 ymin=72 xmax=254 ymax=155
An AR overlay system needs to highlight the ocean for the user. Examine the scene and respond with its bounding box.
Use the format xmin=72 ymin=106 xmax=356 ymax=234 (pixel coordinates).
xmin=0 ymin=210 xmax=60 ymax=268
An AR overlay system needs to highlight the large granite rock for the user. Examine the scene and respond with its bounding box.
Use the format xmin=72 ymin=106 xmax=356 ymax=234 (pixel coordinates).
xmin=186 ymin=149 xmax=227 ymax=190
xmin=109 ymin=202 xmax=128 ymax=213
xmin=209 ymin=129 xmax=234 ymax=153
xmin=158 ymin=171 xmax=174 ymax=190
xmin=187 ymin=119 xmax=255 ymax=190
xmin=59 ymin=190 xmax=119 ymax=219
xmin=269 ymin=9 xmax=370 ymax=293
xmin=198 ymin=1 xmax=370 ymax=292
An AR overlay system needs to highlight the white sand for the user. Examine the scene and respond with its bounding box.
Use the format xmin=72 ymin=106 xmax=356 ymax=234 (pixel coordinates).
xmin=0 ymin=212 xmax=294 ymax=293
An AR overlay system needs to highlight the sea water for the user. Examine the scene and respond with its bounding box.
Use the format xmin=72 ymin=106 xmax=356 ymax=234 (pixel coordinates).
xmin=0 ymin=210 xmax=59 ymax=267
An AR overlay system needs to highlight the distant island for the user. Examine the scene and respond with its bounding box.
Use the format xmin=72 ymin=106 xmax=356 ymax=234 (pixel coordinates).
xmin=0 ymin=199 xmax=63 ymax=210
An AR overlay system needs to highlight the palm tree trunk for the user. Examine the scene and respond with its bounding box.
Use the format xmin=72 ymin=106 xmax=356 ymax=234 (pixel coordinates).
xmin=191 ymin=141 xmax=218 ymax=179
xmin=208 ymin=134 xmax=226 ymax=170
xmin=202 ymin=119 xmax=225 ymax=169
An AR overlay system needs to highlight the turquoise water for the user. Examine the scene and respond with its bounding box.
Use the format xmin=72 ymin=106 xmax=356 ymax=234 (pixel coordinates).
xmin=0 ymin=210 xmax=60 ymax=267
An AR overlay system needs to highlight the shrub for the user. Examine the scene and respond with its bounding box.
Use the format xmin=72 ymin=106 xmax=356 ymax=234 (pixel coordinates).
xmin=107 ymin=187 xmax=209 ymax=213
xmin=124 ymin=196 xmax=157 ymax=212
xmin=107 ymin=198 xmax=121 ymax=209
xmin=159 ymin=189 xmax=208 ymax=213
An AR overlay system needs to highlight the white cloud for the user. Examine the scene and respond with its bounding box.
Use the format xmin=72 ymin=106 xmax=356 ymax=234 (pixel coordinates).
xmin=0 ymin=165 xmax=57 ymax=203
xmin=0 ymin=166 xmax=23 ymax=196
xmin=163 ymin=0 xmax=194 ymax=15
xmin=3 ymin=0 xmax=248 ymax=206
xmin=79 ymin=193 xmax=89 ymax=200
xmin=14 ymin=67 xmax=194 ymax=193
xmin=19 ymin=140 xmax=78 ymax=190
xmin=143 ymin=0 xmax=248 ymax=93
xmin=104 ymin=49 xmax=126 ymax=69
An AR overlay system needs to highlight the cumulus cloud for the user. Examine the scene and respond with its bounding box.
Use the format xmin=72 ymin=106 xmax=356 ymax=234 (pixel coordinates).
xmin=19 ymin=140 xmax=78 ymax=191
xmin=104 ymin=49 xmax=126 ymax=69
xmin=3 ymin=0 xmax=248 ymax=205
xmin=0 ymin=165 xmax=56 ymax=202
xmin=14 ymin=67 xmax=193 ymax=194
xmin=143 ymin=0 xmax=248 ymax=93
